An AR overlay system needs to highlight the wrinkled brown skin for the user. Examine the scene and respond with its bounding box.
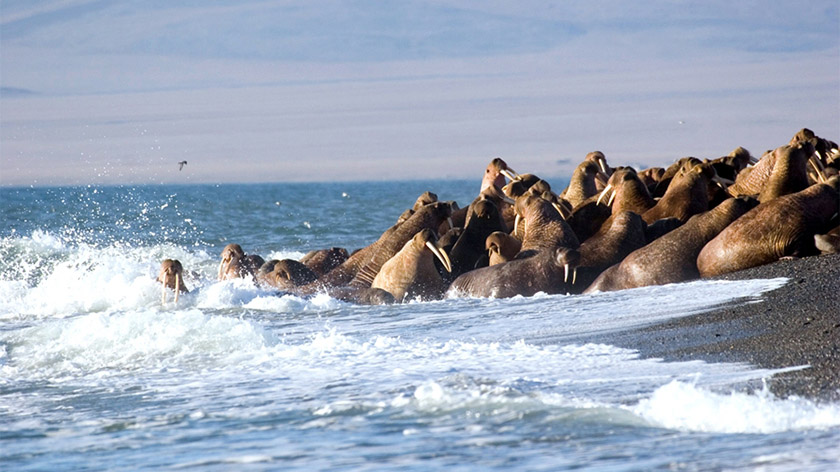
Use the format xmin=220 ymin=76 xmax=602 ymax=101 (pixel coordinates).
xmin=585 ymin=196 xmax=759 ymax=293
xmin=157 ymin=259 xmax=189 ymax=293
xmin=728 ymin=143 xmax=814 ymax=201
xmin=569 ymin=211 xmax=648 ymax=293
xmin=371 ymin=229 xmax=448 ymax=302
xmin=260 ymin=259 xmax=319 ymax=290
xmin=315 ymin=201 xmax=452 ymax=289
xmin=697 ymin=179 xmax=839 ymax=277
xmin=448 ymin=198 xmax=505 ymax=278
xmin=642 ymin=162 xmax=717 ymax=224
xmin=447 ymin=247 xmax=580 ymax=298
xmin=561 ymin=161 xmax=605 ymax=209
xmin=514 ymin=195 xmax=580 ymax=254
xmin=566 ymin=198 xmax=612 ymax=244
xmin=299 ymin=247 xmax=349 ymax=277
xmin=486 ymin=231 xmax=522 ymax=266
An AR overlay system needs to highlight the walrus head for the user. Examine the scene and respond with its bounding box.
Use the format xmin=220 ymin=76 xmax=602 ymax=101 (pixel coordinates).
xmin=157 ymin=259 xmax=188 ymax=304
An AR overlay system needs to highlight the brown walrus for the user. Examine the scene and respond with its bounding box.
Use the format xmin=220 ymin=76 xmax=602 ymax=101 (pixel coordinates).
xmin=513 ymin=194 xmax=580 ymax=255
xmin=448 ymin=197 xmax=505 ymax=278
xmin=486 ymin=231 xmax=522 ymax=266
xmin=157 ymin=259 xmax=189 ymax=303
xmin=299 ymin=247 xmax=349 ymax=277
xmin=815 ymin=225 xmax=840 ymax=254
xmin=220 ymin=253 xmax=265 ymax=281
xmin=561 ymin=160 xmax=608 ymax=209
xmin=727 ymin=142 xmax=815 ymax=201
xmin=597 ymin=167 xmax=656 ymax=216
xmin=585 ymin=196 xmax=759 ymax=292
xmin=447 ymin=247 xmax=580 ymax=298
xmin=642 ymin=161 xmax=718 ymax=224
xmin=218 ymin=243 xmax=245 ymax=280
xmin=316 ymin=200 xmax=453 ymax=288
xmin=371 ymin=229 xmax=452 ymax=302
xmin=570 ymin=211 xmax=648 ymax=293
xmin=697 ymin=178 xmax=839 ymax=277
xmin=259 ymin=259 xmax=319 ymax=290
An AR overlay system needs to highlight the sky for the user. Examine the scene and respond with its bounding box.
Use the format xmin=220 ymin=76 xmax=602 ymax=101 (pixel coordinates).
xmin=1 ymin=0 xmax=838 ymax=187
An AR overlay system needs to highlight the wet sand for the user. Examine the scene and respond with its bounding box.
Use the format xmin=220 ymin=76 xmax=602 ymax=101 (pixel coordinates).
xmin=594 ymin=253 xmax=840 ymax=402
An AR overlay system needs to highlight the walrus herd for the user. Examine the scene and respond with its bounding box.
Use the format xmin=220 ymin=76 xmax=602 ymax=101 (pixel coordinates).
xmin=159 ymin=128 xmax=840 ymax=305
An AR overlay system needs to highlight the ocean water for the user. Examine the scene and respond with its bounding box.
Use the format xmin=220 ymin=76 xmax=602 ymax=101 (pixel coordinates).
xmin=1 ymin=181 xmax=839 ymax=471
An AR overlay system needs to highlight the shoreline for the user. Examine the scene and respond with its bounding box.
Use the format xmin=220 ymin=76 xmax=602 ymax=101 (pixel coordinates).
xmin=592 ymin=253 xmax=840 ymax=402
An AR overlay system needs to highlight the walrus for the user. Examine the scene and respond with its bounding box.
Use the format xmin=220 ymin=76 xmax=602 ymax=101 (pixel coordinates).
xmin=709 ymin=146 xmax=757 ymax=182
xmin=480 ymin=157 xmax=518 ymax=193
xmin=448 ymin=198 xmax=505 ymax=278
xmin=261 ymin=259 xmax=319 ymax=290
xmin=486 ymin=231 xmax=522 ymax=266
xmin=815 ymin=225 xmax=840 ymax=254
xmin=299 ymin=247 xmax=349 ymax=277
xmin=570 ymin=211 xmax=648 ymax=293
xmin=727 ymin=142 xmax=815 ymax=201
xmin=371 ymin=229 xmax=452 ymax=302
xmin=157 ymin=259 xmax=188 ymax=303
xmin=447 ymin=247 xmax=580 ymax=298
xmin=642 ymin=161 xmax=719 ymax=224
xmin=513 ymin=194 xmax=580 ymax=255
xmin=651 ymin=157 xmax=702 ymax=198
xmin=220 ymin=254 xmax=265 ymax=281
xmin=637 ymin=166 xmax=665 ymax=195
xmin=697 ymin=178 xmax=839 ymax=277
xmin=328 ymin=287 xmax=396 ymax=305
xmin=585 ymin=196 xmax=759 ymax=293
xmin=593 ymin=167 xmax=656 ymax=237
xmin=596 ymin=167 xmax=656 ymax=216
xmin=561 ymin=160 xmax=608 ymax=209
xmin=316 ymin=200 xmax=453 ymax=288
xmin=218 ymin=243 xmax=245 ymax=280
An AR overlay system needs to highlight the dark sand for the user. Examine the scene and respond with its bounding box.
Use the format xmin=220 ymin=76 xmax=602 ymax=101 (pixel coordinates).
xmin=592 ymin=253 xmax=840 ymax=402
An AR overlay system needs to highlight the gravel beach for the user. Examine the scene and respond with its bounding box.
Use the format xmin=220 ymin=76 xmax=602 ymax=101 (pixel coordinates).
xmin=593 ymin=253 xmax=840 ymax=402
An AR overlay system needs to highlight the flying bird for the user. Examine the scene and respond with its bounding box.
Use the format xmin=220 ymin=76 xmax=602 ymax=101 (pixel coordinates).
xmin=178 ymin=161 xmax=187 ymax=171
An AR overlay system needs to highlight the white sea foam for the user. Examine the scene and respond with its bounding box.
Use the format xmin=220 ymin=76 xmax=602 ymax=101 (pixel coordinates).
xmin=0 ymin=309 xmax=275 ymax=380
xmin=633 ymin=380 xmax=840 ymax=433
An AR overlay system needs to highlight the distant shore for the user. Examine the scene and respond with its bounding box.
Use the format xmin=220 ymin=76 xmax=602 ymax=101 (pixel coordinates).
xmin=595 ymin=253 xmax=840 ymax=402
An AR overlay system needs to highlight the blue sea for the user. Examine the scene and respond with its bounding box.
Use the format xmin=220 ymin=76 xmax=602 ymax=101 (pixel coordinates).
xmin=1 ymin=181 xmax=839 ymax=471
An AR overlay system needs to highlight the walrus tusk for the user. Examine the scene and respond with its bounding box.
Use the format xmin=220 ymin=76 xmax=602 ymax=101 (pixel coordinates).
xmin=500 ymin=168 xmax=519 ymax=181
xmin=551 ymin=202 xmax=570 ymax=220
xmin=447 ymin=217 xmax=455 ymax=231
xmin=808 ymin=155 xmax=826 ymax=183
xmin=749 ymin=155 xmax=759 ymax=165
xmin=564 ymin=263 xmax=570 ymax=283
xmin=572 ymin=267 xmax=577 ymax=285
xmin=596 ymin=156 xmax=608 ymax=175
xmin=161 ymin=276 xmax=167 ymax=304
xmin=596 ymin=184 xmax=613 ymax=206
xmin=426 ymin=241 xmax=452 ymax=272
xmin=514 ymin=214 xmax=521 ymax=236
xmin=501 ymin=194 xmax=516 ymax=205
xmin=174 ymin=273 xmax=180 ymax=304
